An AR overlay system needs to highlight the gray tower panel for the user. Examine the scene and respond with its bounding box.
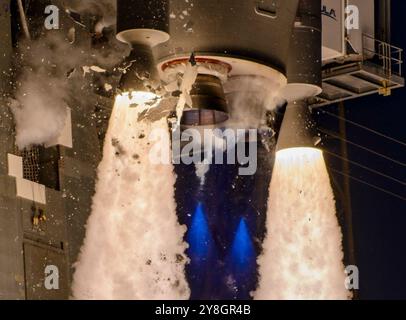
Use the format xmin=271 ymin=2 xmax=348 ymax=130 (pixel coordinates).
xmin=23 ymin=242 xmax=69 ymax=300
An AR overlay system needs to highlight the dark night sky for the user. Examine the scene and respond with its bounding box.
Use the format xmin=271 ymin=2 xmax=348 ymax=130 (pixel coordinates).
xmin=320 ymin=1 xmax=406 ymax=300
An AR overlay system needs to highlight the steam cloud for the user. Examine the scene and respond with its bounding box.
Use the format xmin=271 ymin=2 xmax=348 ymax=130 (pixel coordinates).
xmin=10 ymin=12 xmax=128 ymax=149
xmin=11 ymin=34 xmax=73 ymax=148
xmin=225 ymin=75 xmax=286 ymax=130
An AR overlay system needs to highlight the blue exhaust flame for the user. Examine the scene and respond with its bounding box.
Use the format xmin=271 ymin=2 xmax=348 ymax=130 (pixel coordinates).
xmin=222 ymin=217 xmax=257 ymax=300
xmin=187 ymin=203 xmax=213 ymax=261
xmin=230 ymin=218 xmax=255 ymax=271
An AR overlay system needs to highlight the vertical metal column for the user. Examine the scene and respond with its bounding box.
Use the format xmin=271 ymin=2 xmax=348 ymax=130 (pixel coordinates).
xmin=338 ymin=102 xmax=357 ymax=299
xmin=375 ymin=0 xmax=391 ymax=43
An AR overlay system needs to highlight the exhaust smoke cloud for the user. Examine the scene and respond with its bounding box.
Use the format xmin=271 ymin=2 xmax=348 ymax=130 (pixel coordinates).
xmin=72 ymin=95 xmax=190 ymax=299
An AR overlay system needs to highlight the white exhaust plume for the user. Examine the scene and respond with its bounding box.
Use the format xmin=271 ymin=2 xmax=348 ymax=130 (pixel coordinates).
xmin=255 ymin=148 xmax=351 ymax=300
xmin=72 ymin=95 xmax=190 ymax=300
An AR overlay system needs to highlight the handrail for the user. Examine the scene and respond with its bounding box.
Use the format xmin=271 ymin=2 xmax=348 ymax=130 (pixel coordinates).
xmin=362 ymin=34 xmax=403 ymax=77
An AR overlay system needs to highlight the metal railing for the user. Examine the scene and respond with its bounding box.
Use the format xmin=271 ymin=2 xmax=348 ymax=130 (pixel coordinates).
xmin=362 ymin=34 xmax=403 ymax=78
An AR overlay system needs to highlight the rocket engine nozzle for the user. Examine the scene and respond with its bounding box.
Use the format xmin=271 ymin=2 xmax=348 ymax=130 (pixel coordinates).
xmin=181 ymin=74 xmax=229 ymax=127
